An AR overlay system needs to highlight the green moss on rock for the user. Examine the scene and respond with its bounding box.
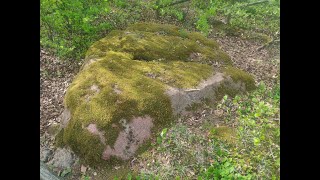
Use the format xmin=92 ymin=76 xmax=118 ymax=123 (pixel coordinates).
xmin=223 ymin=66 xmax=256 ymax=91
xmin=58 ymin=23 xmax=255 ymax=167
xmin=86 ymin=23 xmax=232 ymax=65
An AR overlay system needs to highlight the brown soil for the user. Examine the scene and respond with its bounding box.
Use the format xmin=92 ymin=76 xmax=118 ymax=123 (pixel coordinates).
xmin=213 ymin=35 xmax=280 ymax=88
xmin=40 ymin=49 xmax=80 ymax=136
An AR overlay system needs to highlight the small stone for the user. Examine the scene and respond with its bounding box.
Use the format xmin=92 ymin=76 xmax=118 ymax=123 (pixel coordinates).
xmin=93 ymin=172 xmax=97 ymax=176
xmin=80 ymin=165 xmax=87 ymax=173
xmin=48 ymin=148 xmax=75 ymax=169
xmin=40 ymin=148 xmax=53 ymax=163
xmin=214 ymin=109 xmax=224 ymax=117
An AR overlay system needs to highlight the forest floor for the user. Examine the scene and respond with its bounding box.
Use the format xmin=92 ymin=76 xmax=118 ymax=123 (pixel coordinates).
xmin=40 ymin=27 xmax=279 ymax=179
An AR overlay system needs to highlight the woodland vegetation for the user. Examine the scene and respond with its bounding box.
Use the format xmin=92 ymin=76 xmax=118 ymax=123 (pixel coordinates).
xmin=40 ymin=0 xmax=280 ymax=179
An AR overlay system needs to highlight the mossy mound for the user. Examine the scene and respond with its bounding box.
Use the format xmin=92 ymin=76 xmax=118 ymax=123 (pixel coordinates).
xmin=85 ymin=22 xmax=231 ymax=66
xmin=57 ymin=23 xmax=255 ymax=167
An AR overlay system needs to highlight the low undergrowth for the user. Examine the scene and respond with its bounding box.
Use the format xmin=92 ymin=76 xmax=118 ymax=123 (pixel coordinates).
xmin=199 ymin=82 xmax=280 ymax=179
xmin=121 ymin=81 xmax=279 ymax=179
xmin=40 ymin=0 xmax=280 ymax=61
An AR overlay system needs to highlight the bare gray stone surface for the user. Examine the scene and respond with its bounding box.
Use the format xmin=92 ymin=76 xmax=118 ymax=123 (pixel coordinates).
xmin=166 ymin=72 xmax=224 ymax=115
xmin=48 ymin=148 xmax=75 ymax=169
xmin=40 ymin=147 xmax=53 ymax=163
xmin=60 ymin=109 xmax=71 ymax=128
xmin=40 ymin=161 xmax=61 ymax=180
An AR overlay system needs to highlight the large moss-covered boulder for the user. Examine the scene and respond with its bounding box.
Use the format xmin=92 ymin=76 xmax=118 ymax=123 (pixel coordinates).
xmin=57 ymin=23 xmax=255 ymax=166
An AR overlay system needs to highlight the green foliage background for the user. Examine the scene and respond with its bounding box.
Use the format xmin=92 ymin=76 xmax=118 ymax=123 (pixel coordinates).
xmin=40 ymin=0 xmax=280 ymax=60
xmin=41 ymin=1 xmax=280 ymax=179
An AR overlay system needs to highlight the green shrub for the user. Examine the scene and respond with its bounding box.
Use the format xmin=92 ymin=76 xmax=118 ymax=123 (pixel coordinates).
xmin=41 ymin=0 xmax=280 ymax=60
xmin=154 ymin=0 xmax=280 ymax=35
xmin=40 ymin=0 xmax=112 ymax=60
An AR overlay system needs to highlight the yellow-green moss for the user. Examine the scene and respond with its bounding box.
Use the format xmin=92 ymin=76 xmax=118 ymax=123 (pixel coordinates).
xmin=86 ymin=23 xmax=232 ymax=65
xmin=55 ymin=129 xmax=65 ymax=148
xmin=62 ymin=52 xmax=215 ymax=165
xmin=58 ymin=23 xmax=253 ymax=167
xmin=215 ymin=84 xmax=241 ymax=101
xmin=223 ymin=66 xmax=256 ymax=91
xmin=209 ymin=126 xmax=237 ymax=144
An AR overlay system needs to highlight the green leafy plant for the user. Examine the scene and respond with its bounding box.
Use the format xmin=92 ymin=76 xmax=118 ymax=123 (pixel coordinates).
xmin=60 ymin=168 xmax=71 ymax=177
xmin=41 ymin=0 xmax=279 ymax=61
xmin=204 ymin=82 xmax=280 ymax=179
xmin=40 ymin=0 xmax=112 ymax=60
xmin=81 ymin=175 xmax=90 ymax=180
xmin=153 ymin=0 xmax=279 ymax=36
xmin=156 ymin=128 xmax=168 ymax=145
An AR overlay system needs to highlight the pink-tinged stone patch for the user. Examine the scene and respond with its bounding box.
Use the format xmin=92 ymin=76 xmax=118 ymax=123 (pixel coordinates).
xmin=86 ymin=124 xmax=106 ymax=145
xmin=102 ymin=116 xmax=153 ymax=160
